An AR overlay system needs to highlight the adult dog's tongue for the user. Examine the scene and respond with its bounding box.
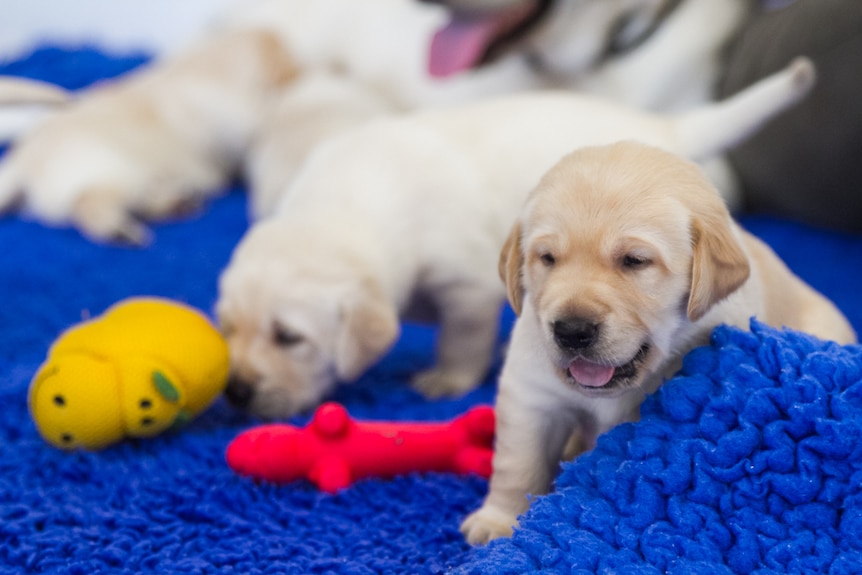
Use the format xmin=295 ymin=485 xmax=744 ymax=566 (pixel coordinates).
xmin=569 ymin=359 xmax=615 ymax=387
xmin=429 ymin=16 xmax=500 ymax=77
xmin=428 ymin=2 xmax=539 ymax=77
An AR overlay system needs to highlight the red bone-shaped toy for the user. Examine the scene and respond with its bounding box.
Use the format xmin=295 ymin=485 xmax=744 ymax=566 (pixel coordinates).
xmin=226 ymin=402 xmax=495 ymax=492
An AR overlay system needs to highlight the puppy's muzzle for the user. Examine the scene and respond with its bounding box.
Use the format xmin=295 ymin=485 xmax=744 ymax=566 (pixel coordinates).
xmin=224 ymin=376 xmax=255 ymax=409
xmin=552 ymin=318 xmax=600 ymax=351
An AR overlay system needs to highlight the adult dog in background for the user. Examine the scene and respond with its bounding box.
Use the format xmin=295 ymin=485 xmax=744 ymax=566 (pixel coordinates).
xmin=427 ymin=0 xmax=862 ymax=233
xmin=425 ymin=0 xmax=752 ymax=202
xmin=426 ymin=0 xmax=750 ymax=111
xmin=461 ymin=141 xmax=857 ymax=545
xmin=216 ymin=60 xmax=813 ymax=420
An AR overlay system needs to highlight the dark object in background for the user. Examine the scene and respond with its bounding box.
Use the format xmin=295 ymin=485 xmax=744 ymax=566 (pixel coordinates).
xmin=719 ymin=0 xmax=862 ymax=232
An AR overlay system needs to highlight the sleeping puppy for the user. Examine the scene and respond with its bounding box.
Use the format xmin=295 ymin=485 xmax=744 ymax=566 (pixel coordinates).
xmin=0 ymin=29 xmax=295 ymax=243
xmin=461 ymin=141 xmax=857 ymax=545
xmin=216 ymin=59 xmax=815 ymax=420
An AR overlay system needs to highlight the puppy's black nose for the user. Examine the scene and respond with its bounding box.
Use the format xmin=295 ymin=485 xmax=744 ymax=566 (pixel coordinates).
xmin=224 ymin=377 xmax=255 ymax=409
xmin=553 ymin=319 xmax=599 ymax=350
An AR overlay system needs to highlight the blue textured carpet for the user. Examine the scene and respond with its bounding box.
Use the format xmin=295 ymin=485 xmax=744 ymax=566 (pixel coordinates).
xmin=1 ymin=47 xmax=861 ymax=574
xmin=458 ymin=322 xmax=862 ymax=575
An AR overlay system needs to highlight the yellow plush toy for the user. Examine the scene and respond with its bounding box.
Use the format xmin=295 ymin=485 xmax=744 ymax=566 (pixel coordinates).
xmin=29 ymin=297 xmax=229 ymax=450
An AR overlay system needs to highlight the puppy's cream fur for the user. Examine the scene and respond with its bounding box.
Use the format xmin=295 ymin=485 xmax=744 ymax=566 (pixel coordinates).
xmin=460 ymin=141 xmax=856 ymax=545
xmin=243 ymin=71 xmax=396 ymax=219
xmin=217 ymin=59 xmax=815 ymax=420
xmin=0 ymin=29 xmax=294 ymax=243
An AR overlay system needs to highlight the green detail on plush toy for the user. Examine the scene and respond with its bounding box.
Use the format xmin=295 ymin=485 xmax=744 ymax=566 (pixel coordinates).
xmin=153 ymin=370 xmax=181 ymax=403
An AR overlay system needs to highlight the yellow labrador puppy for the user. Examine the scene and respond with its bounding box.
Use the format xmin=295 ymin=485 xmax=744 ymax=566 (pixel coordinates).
xmin=217 ymin=59 xmax=816 ymax=420
xmin=0 ymin=29 xmax=294 ymax=243
xmin=461 ymin=141 xmax=857 ymax=544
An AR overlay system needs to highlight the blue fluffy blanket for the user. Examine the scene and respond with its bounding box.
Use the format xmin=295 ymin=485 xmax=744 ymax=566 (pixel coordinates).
xmin=458 ymin=323 xmax=862 ymax=575
xmin=1 ymin=47 xmax=860 ymax=574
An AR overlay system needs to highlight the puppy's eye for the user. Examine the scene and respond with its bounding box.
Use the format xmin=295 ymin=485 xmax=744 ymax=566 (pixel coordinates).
xmin=539 ymin=253 xmax=556 ymax=267
xmin=622 ymin=254 xmax=651 ymax=269
xmin=273 ymin=324 xmax=304 ymax=347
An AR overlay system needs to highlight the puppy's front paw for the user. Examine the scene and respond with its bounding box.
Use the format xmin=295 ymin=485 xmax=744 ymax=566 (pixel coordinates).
xmin=412 ymin=367 xmax=480 ymax=399
xmin=460 ymin=505 xmax=518 ymax=545
xmin=73 ymin=190 xmax=151 ymax=245
xmin=78 ymin=212 xmax=151 ymax=246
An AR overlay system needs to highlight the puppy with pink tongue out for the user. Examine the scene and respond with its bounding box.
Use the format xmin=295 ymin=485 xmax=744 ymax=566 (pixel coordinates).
xmin=570 ymin=360 xmax=615 ymax=387
xmin=557 ymin=317 xmax=650 ymax=393
xmin=460 ymin=141 xmax=856 ymax=545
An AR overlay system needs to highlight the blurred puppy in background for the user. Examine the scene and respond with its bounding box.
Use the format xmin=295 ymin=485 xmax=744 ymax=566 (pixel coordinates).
xmin=216 ymin=59 xmax=814 ymax=420
xmin=242 ymin=71 xmax=394 ymax=219
xmin=461 ymin=141 xmax=856 ymax=545
xmin=0 ymin=0 xmax=542 ymax=241
xmin=0 ymin=29 xmax=294 ymax=243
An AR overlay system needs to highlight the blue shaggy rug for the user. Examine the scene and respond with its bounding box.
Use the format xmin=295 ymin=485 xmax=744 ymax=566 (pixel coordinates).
xmin=1 ymin=47 xmax=861 ymax=574
xmin=457 ymin=323 xmax=862 ymax=575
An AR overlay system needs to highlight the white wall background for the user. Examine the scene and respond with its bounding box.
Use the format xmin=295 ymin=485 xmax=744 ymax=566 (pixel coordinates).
xmin=0 ymin=0 xmax=241 ymax=61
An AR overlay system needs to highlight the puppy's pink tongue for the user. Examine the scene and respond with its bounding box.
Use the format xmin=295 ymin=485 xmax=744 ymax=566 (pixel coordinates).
xmin=568 ymin=360 xmax=615 ymax=387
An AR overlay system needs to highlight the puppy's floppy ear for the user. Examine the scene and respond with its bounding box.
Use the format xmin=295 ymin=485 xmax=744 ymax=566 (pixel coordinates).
xmin=687 ymin=213 xmax=750 ymax=322
xmin=499 ymin=222 xmax=525 ymax=315
xmin=334 ymin=279 xmax=400 ymax=382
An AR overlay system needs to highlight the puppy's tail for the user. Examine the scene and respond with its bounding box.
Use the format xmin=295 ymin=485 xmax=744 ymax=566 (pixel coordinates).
xmin=674 ymin=57 xmax=816 ymax=161
xmin=0 ymin=77 xmax=69 ymax=142
xmin=0 ymin=77 xmax=69 ymax=106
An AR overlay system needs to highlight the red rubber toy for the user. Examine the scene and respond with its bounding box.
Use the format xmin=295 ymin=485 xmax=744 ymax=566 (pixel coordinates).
xmin=226 ymin=402 xmax=495 ymax=493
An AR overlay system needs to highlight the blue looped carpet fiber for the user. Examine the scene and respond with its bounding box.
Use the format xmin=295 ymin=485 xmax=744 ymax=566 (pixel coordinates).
xmin=1 ymin=46 xmax=861 ymax=574
xmin=457 ymin=322 xmax=862 ymax=575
